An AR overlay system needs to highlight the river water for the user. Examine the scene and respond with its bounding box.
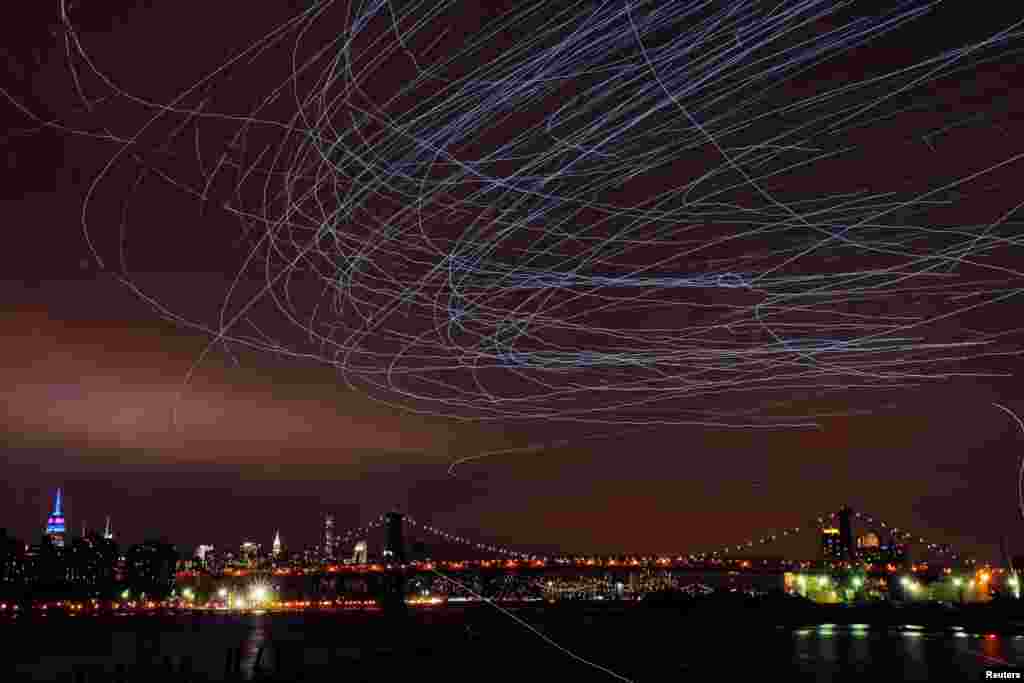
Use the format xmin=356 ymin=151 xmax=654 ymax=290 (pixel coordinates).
xmin=2 ymin=609 xmax=1021 ymax=681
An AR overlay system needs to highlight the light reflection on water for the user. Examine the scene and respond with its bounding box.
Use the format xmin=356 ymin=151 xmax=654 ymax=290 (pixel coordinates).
xmin=6 ymin=614 xmax=1024 ymax=681
xmin=240 ymin=612 xmax=270 ymax=678
xmin=790 ymin=623 xmax=1023 ymax=680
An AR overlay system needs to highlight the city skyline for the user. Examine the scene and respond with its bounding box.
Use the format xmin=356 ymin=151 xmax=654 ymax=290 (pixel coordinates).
xmin=5 ymin=4 xmax=1024 ymax=681
xmin=2 ymin=2 xmax=1024 ymax=568
xmin=5 ymin=485 xmax=996 ymax=566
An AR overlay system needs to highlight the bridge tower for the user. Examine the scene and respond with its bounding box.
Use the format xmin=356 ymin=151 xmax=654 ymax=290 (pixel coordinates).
xmin=383 ymin=510 xmax=405 ymax=564
xmin=378 ymin=510 xmax=409 ymax=624
xmin=838 ymin=505 xmax=854 ymax=561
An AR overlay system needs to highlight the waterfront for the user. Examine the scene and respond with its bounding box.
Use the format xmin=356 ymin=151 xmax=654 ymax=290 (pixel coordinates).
xmin=3 ymin=605 xmax=1022 ymax=682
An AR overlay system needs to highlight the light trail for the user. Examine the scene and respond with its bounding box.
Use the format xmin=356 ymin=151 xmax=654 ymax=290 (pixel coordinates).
xmin=36 ymin=1 xmax=1024 ymax=430
xmin=428 ymin=567 xmax=636 ymax=682
xmin=992 ymin=402 xmax=1024 ymax=523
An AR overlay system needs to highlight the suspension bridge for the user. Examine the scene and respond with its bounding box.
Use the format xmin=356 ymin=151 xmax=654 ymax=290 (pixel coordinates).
xmin=319 ymin=504 xmax=963 ymax=567
xmin=177 ymin=505 xmax=975 ymax=603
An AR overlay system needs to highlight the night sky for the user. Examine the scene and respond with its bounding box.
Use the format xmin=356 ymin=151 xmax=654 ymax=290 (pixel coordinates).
xmin=3 ymin=1 xmax=1024 ymax=563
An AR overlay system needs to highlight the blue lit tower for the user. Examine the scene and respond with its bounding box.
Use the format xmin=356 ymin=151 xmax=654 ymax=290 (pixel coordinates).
xmin=45 ymin=488 xmax=66 ymax=548
xmin=383 ymin=510 xmax=405 ymax=564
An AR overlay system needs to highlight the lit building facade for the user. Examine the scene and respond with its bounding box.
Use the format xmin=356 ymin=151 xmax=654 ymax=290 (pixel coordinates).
xmin=126 ymin=540 xmax=177 ymax=599
xmin=821 ymin=528 xmax=843 ymax=561
xmin=0 ymin=528 xmax=24 ymax=587
xmin=323 ymin=514 xmax=335 ymax=561
xmin=240 ymin=542 xmax=259 ymax=567
xmin=353 ymin=540 xmax=368 ymax=564
xmin=66 ymin=531 xmax=118 ymax=592
xmin=195 ymin=544 xmax=215 ymax=570
xmin=860 ymin=542 xmax=907 ymax=566
xmin=857 ymin=531 xmax=881 ymax=551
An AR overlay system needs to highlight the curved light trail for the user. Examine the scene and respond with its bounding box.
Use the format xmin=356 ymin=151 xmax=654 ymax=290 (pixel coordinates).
xmin=992 ymin=402 xmax=1024 ymax=523
xmin=38 ymin=1 xmax=1024 ymax=431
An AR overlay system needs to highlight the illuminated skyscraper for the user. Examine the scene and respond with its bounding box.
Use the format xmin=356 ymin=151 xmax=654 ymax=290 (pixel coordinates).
xmin=272 ymin=530 xmax=282 ymax=558
xmin=196 ymin=544 xmax=214 ymax=563
xmin=240 ymin=541 xmax=259 ymax=567
xmin=103 ymin=515 xmax=113 ymax=541
xmin=323 ymin=514 xmax=335 ymax=561
xmin=45 ymin=488 xmax=66 ymax=549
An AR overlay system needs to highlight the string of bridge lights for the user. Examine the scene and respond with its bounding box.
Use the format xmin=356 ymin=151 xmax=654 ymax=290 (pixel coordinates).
xmin=695 ymin=508 xmax=959 ymax=560
xmin=398 ymin=508 xmax=961 ymax=563
xmin=403 ymin=515 xmax=536 ymax=560
xmin=849 ymin=509 xmax=958 ymax=558
xmin=334 ymin=515 xmax=387 ymax=547
xmin=689 ymin=509 xmax=837 ymax=560
xmin=55 ymin=0 xmax=1024 ymax=431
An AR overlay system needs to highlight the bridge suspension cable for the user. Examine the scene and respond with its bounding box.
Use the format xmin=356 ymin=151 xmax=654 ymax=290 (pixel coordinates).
xmin=699 ymin=507 xmax=962 ymax=561
xmin=376 ymin=507 xmax=965 ymax=564
xmin=334 ymin=514 xmax=387 ymax=548
xmin=849 ymin=508 xmax=960 ymax=559
xmin=403 ymin=515 xmax=540 ymax=560
xmin=690 ymin=509 xmax=839 ymax=560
